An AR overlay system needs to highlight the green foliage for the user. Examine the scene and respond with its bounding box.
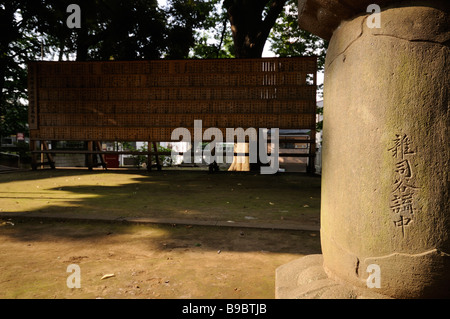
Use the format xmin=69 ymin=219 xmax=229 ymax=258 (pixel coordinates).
xmin=268 ymin=0 xmax=328 ymax=130
xmin=32 ymin=0 xmax=205 ymax=61
xmin=0 ymin=0 xmax=218 ymax=137
xmin=191 ymin=34 xmax=235 ymax=59
xmin=1 ymin=0 xmax=327 ymax=138
xmin=163 ymin=0 xmax=220 ymax=58
xmin=223 ymin=0 xmax=288 ymax=58
xmin=268 ymin=0 xmax=328 ymax=70
xmin=79 ymin=0 xmax=167 ymax=60
xmin=316 ymin=105 xmax=323 ymax=131
xmin=122 ymin=142 xmax=173 ymax=168
xmin=189 ymin=1 xmax=235 ymax=59
xmin=0 ymin=1 xmax=42 ymax=137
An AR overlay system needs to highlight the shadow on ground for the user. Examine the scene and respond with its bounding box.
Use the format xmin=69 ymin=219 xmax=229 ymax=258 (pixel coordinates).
xmin=0 ymin=168 xmax=321 ymax=229
xmin=0 ymin=217 xmax=321 ymax=255
xmin=0 ymin=218 xmax=321 ymax=299
xmin=0 ymin=169 xmax=322 ymax=298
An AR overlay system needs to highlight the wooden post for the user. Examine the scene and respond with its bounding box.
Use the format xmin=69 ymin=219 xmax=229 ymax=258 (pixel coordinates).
xmin=96 ymin=141 xmax=107 ymax=169
xmin=153 ymin=142 xmax=161 ymax=171
xmin=40 ymin=142 xmax=44 ymax=169
xmin=208 ymin=142 xmax=219 ymax=173
xmin=308 ymin=59 xmax=318 ymax=175
xmin=307 ymin=130 xmax=316 ymax=174
xmin=30 ymin=140 xmax=38 ymax=170
xmin=42 ymin=141 xmax=55 ymax=169
xmin=250 ymin=131 xmax=261 ymax=172
xmin=87 ymin=141 xmax=93 ymax=170
xmin=147 ymin=141 xmax=152 ymax=171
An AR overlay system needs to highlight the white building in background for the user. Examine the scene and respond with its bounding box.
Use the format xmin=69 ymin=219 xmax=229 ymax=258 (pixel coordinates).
xmin=159 ymin=141 xmax=190 ymax=165
xmin=315 ymin=100 xmax=323 ymax=174
xmin=104 ymin=98 xmax=325 ymax=170
xmin=120 ymin=141 xmax=190 ymax=166
xmin=316 ymin=100 xmax=323 ymax=144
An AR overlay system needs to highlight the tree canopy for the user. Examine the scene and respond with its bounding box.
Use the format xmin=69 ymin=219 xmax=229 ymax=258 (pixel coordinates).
xmin=0 ymin=0 xmax=215 ymax=137
xmin=0 ymin=0 xmax=327 ymax=138
xmin=269 ymin=0 xmax=328 ymax=70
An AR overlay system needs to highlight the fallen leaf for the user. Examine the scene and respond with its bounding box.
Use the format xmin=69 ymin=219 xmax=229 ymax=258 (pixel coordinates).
xmin=101 ymin=274 xmax=115 ymax=280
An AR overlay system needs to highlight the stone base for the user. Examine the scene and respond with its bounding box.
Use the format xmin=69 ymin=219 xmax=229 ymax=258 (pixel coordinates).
xmin=275 ymin=254 xmax=391 ymax=299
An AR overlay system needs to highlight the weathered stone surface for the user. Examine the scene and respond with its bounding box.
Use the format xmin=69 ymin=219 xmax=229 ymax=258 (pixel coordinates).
xmin=298 ymin=0 xmax=388 ymax=40
xmin=298 ymin=0 xmax=449 ymax=40
xmin=277 ymin=0 xmax=449 ymax=299
xmin=320 ymin=2 xmax=449 ymax=298
xmin=275 ymin=254 xmax=390 ymax=299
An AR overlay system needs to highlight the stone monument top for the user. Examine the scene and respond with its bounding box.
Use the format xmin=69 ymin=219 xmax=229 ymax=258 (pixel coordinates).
xmin=276 ymin=0 xmax=450 ymax=299
xmin=298 ymin=0 xmax=435 ymax=40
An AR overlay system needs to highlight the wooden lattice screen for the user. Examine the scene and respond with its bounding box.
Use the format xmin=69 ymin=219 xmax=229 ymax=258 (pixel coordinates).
xmin=28 ymin=57 xmax=317 ymax=142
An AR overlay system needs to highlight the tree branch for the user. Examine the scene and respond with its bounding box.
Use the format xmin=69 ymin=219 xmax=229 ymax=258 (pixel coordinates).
xmin=216 ymin=14 xmax=229 ymax=58
xmin=259 ymin=0 xmax=287 ymax=44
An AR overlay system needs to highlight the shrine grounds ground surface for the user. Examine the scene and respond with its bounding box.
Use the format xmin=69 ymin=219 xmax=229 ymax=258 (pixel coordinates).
xmin=0 ymin=168 xmax=321 ymax=299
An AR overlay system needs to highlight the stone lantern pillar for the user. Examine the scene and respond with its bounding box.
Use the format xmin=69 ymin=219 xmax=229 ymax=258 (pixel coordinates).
xmin=276 ymin=0 xmax=449 ymax=298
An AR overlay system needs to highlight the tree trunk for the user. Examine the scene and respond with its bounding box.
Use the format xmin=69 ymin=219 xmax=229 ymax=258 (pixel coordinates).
xmin=75 ymin=0 xmax=89 ymax=61
xmin=224 ymin=0 xmax=287 ymax=59
xmin=228 ymin=142 xmax=250 ymax=171
xmin=224 ymin=0 xmax=287 ymax=171
xmin=0 ymin=2 xmax=21 ymax=136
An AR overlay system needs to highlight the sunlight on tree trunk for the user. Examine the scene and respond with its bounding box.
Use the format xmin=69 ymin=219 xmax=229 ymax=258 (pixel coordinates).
xmin=228 ymin=142 xmax=250 ymax=171
xmin=224 ymin=0 xmax=288 ymax=171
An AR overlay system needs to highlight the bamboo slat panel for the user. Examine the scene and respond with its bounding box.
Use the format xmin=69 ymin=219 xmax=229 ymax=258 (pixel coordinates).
xmin=29 ymin=57 xmax=317 ymax=141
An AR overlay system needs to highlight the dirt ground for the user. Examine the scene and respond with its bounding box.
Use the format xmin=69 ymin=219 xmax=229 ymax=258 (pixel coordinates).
xmin=0 ymin=218 xmax=320 ymax=299
xmin=0 ymin=169 xmax=321 ymax=229
xmin=0 ymin=169 xmax=321 ymax=299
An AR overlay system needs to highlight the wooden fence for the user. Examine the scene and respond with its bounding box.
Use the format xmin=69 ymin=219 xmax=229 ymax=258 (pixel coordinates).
xmin=28 ymin=57 xmax=317 ymax=171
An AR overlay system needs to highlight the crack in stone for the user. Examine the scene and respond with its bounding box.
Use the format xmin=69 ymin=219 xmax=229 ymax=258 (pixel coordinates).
xmin=297 ymin=282 xmax=341 ymax=297
xmin=372 ymin=33 xmax=449 ymax=46
xmin=355 ymin=257 xmax=360 ymax=277
xmin=363 ymin=248 xmax=450 ymax=264
xmin=326 ymin=16 xmax=368 ymax=68
xmin=326 ymin=16 xmax=448 ymax=69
